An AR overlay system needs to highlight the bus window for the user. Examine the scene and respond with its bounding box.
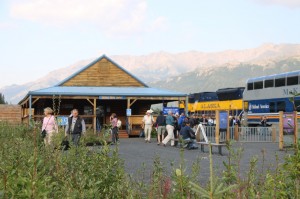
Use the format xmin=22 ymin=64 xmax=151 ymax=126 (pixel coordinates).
xmin=254 ymin=81 xmax=263 ymax=89
xmin=277 ymin=101 xmax=286 ymax=112
xmin=287 ymin=76 xmax=299 ymax=86
xmin=247 ymin=82 xmax=253 ymax=90
xmin=264 ymin=79 xmax=274 ymax=88
xmin=295 ymin=100 xmax=300 ymax=111
xmin=275 ymin=77 xmax=286 ymax=87
xmin=269 ymin=102 xmax=276 ymax=113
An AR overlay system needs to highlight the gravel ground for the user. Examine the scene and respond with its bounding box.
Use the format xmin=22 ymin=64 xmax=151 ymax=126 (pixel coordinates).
xmin=111 ymin=138 xmax=292 ymax=182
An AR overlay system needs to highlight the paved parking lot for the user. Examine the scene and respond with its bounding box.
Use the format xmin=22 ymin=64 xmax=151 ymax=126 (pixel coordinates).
xmin=113 ymin=138 xmax=292 ymax=181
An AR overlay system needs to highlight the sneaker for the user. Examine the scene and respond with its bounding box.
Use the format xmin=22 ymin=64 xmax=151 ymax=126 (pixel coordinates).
xmin=148 ymin=141 xmax=151 ymax=143
xmin=145 ymin=140 xmax=148 ymax=143
xmin=157 ymin=142 xmax=160 ymax=145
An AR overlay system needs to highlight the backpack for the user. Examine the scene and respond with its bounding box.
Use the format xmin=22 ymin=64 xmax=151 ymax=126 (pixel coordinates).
xmin=117 ymin=119 xmax=122 ymax=128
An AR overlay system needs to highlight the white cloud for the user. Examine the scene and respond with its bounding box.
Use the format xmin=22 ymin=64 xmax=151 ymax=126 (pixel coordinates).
xmin=252 ymin=0 xmax=300 ymax=8
xmin=9 ymin=0 xmax=166 ymax=35
xmin=0 ymin=22 xmax=17 ymax=29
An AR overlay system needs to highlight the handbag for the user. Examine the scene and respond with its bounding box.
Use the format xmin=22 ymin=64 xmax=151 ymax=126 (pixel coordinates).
xmin=41 ymin=116 xmax=52 ymax=138
xmin=41 ymin=129 xmax=47 ymax=138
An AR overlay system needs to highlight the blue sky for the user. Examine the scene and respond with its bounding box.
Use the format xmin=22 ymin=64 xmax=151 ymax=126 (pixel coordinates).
xmin=1 ymin=0 xmax=300 ymax=87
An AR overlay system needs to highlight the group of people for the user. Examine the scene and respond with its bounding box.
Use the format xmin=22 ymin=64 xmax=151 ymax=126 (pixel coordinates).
xmin=42 ymin=107 xmax=86 ymax=147
xmin=42 ymin=107 xmax=121 ymax=147
xmin=142 ymin=110 xmax=211 ymax=149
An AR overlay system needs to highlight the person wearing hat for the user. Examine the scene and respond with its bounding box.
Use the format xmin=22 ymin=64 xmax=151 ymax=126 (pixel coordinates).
xmin=142 ymin=110 xmax=154 ymax=143
xmin=42 ymin=107 xmax=58 ymax=145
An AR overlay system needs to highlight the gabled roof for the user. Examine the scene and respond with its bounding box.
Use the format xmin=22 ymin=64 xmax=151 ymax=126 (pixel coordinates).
xmin=56 ymin=54 xmax=149 ymax=87
xmin=26 ymin=86 xmax=186 ymax=97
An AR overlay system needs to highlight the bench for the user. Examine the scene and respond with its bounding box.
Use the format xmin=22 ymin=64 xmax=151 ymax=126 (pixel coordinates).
xmin=197 ymin=142 xmax=226 ymax=155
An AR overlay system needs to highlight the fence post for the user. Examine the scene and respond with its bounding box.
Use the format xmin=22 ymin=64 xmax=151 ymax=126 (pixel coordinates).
xmin=272 ymin=127 xmax=276 ymax=142
xmin=215 ymin=110 xmax=220 ymax=144
xmin=279 ymin=111 xmax=284 ymax=150
xmin=226 ymin=110 xmax=230 ymax=141
xmin=294 ymin=111 xmax=298 ymax=146
xmin=234 ymin=125 xmax=239 ymax=141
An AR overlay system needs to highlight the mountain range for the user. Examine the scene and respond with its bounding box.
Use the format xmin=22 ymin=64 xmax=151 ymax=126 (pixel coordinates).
xmin=1 ymin=43 xmax=300 ymax=104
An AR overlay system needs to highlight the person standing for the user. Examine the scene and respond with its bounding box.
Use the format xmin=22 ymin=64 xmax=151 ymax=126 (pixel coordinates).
xmin=65 ymin=109 xmax=86 ymax=147
xmin=162 ymin=111 xmax=175 ymax=147
xmin=142 ymin=110 xmax=154 ymax=143
xmin=156 ymin=111 xmax=166 ymax=145
xmin=110 ymin=113 xmax=119 ymax=144
xmin=42 ymin=107 xmax=58 ymax=145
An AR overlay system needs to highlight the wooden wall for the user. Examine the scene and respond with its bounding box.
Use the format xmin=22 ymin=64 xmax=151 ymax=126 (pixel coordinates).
xmin=0 ymin=105 xmax=22 ymax=124
xmin=62 ymin=58 xmax=145 ymax=87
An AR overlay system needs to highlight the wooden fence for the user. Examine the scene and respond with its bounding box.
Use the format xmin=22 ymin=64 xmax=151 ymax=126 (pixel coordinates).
xmin=0 ymin=104 xmax=22 ymax=124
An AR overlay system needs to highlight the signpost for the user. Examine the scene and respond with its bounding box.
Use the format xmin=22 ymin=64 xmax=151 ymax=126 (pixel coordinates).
xmin=126 ymin=109 xmax=132 ymax=116
xmin=57 ymin=116 xmax=68 ymax=126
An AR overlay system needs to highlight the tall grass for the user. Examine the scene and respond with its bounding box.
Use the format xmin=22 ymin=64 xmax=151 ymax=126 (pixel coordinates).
xmin=0 ymin=122 xmax=299 ymax=198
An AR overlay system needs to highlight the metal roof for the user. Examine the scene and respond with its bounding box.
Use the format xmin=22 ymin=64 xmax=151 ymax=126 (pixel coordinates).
xmin=26 ymin=86 xmax=186 ymax=97
xmin=55 ymin=54 xmax=149 ymax=87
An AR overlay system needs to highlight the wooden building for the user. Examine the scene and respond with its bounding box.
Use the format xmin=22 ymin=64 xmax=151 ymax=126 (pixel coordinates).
xmin=18 ymin=55 xmax=187 ymax=137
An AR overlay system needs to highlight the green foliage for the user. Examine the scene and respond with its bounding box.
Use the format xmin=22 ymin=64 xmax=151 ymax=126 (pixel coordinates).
xmin=0 ymin=123 xmax=130 ymax=198
xmin=189 ymin=142 xmax=237 ymax=199
xmin=1 ymin=122 xmax=300 ymax=198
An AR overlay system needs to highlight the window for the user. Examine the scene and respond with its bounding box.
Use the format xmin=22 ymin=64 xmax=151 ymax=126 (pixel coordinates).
xmin=287 ymin=76 xmax=299 ymax=86
xmin=254 ymin=81 xmax=263 ymax=89
xmin=277 ymin=101 xmax=286 ymax=112
xmin=247 ymin=82 xmax=253 ymax=90
xmin=275 ymin=77 xmax=286 ymax=87
xmin=264 ymin=79 xmax=274 ymax=88
xmin=295 ymin=100 xmax=300 ymax=112
xmin=269 ymin=102 xmax=275 ymax=113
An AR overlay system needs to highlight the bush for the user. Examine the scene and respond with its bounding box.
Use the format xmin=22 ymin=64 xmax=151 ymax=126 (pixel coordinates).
xmin=1 ymin=122 xmax=299 ymax=198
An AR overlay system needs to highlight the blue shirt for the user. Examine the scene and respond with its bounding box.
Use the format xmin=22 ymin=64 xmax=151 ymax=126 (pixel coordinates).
xmin=166 ymin=115 xmax=174 ymax=126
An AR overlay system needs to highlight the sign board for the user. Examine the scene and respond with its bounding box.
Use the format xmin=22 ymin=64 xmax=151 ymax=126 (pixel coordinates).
xmin=126 ymin=109 xmax=132 ymax=116
xmin=163 ymin=107 xmax=179 ymax=115
xmin=99 ymin=96 xmax=126 ymax=100
xmin=195 ymin=124 xmax=208 ymax=143
xmin=283 ymin=113 xmax=294 ymax=135
xmin=219 ymin=111 xmax=228 ymax=129
xmin=57 ymin=116 xmax=68 ymax=126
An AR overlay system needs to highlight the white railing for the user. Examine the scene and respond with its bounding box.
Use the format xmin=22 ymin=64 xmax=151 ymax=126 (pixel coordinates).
xmin=197 ymin=126 xmax=277 ymax=143
xmin=237 ymin=127 xmax=276 ymax=142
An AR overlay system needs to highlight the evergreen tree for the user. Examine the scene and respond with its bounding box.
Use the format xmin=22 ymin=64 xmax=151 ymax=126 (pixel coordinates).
xmin=0 ymin=93 xmax=7 ymax=104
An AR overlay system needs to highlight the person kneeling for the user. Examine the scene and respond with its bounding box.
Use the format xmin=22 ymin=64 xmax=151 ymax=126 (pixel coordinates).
xmin=179 ymin=122 xmax=198 ymax=150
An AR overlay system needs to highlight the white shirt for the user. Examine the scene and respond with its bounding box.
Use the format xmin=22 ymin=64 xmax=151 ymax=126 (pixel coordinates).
xmin=143 ymin=115 xmax=154 ymax=125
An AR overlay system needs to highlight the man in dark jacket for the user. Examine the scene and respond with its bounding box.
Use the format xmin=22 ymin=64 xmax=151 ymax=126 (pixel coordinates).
xmin=156 ymin=111 xmax=166 ymax=145
xmin=179 ymin=122 xmax=198 ymax=150
xmin=65 ymin=109 xmax=86 ymax=147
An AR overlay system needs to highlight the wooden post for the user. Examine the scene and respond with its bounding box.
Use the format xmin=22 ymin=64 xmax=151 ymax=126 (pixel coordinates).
xmin=215 ymin=110 xmax=220 ymax=144
xmin=93 ymin=99 xmax=96 ymax=134
xmin=29 ymin=95 xmax=32 ymax=123
xmin=294 ymin=111 xmax=298 ymax=146
xmin=185 ymin=95 xmax=189 ymax=116
xmin=127 ymin=98 xmax=131 ymax=135
xmin=226 ymin=110 xmax=230 ymax=141
xmin=272 ymin=127 xmax=276 ymax=142
xmin=279 ymin=111 xmax=284 ymax=150
xmin=234 ymin=125 xmax=239 ymax=141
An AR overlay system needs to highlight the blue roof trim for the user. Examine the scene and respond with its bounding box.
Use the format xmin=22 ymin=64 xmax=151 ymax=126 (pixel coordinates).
xmin=26 ymin=86 xmax=186 ymax=97
xmin=55 ymin=54 xmax=149 ymax=87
